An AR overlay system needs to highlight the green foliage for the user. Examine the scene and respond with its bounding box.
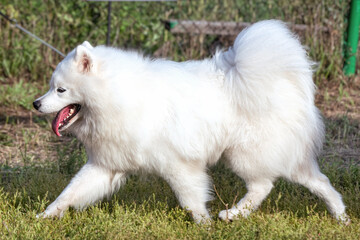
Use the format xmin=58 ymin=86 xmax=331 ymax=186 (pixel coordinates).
xmin=0 ymin=80 xmax=41 ymax=109
xmin=0 ymin=0 xmax=357 ymax=88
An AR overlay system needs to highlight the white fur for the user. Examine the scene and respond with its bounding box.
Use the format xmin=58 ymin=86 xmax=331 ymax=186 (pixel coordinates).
xmin=35 ymin=20 xmax=349 ymax=224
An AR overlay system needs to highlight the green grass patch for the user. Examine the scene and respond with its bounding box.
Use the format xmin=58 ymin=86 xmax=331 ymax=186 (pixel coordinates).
xmin=0 ymin=162 xmax=359 ymax=239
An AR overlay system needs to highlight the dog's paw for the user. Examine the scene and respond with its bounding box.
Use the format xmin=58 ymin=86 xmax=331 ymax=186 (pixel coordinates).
xmin=337 ymin=213 xmax=351 ymax=226
xmin=36 ymin=211 xmax=48 ymax=219
xmin=218 ymin=209 xmax=239 ymax=222
xmin=191 ymin=212 xmax=212 ymax=225
xmin=36 ymin=204 xmax=65 ymax=219
xmin=218 ymin=206 xmax=253 ymax=222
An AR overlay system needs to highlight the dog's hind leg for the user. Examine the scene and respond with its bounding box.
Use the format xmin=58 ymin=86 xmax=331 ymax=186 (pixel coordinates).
xmin=37 ymin=163 xmax=125 ymax=218
xmin=163 ymin=163 xmax=212 ymax=224
xmin=218 ymin=178 xmax=273 ymax=221
xmin=219 ymin=147 xmax=274 ymax=221
xmin=291 ymin=162 xmax=350 ymax=224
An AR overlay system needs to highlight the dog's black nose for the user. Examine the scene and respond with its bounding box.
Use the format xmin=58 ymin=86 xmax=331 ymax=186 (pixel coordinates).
xmin=33 ymin=100 xmax=41 ymax=110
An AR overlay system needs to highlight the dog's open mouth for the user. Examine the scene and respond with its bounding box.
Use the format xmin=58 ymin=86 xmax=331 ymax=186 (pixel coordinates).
xmin=52 ymin=104 xmax=81 ymax=136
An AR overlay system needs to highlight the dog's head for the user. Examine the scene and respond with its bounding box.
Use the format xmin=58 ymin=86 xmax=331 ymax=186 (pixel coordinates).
xmin=33 ymin=41 xmax=96 ymax=136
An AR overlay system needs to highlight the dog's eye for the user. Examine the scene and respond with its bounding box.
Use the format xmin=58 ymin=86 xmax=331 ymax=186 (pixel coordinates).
xmin=57 ymin=87 xmax=66 ymax=93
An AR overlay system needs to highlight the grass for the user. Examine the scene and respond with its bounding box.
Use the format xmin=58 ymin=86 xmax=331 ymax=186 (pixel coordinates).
xmin=0 ymin=164 xmax=360 ymax=239
xmin=0 ymin=196 xmax=359 ymax=239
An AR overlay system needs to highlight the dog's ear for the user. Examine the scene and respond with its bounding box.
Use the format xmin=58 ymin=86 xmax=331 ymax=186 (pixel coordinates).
xmin=81 ymin=41 xmax=94 ymax=49
xmin=74 ymin=45 xmax=94 ymax=74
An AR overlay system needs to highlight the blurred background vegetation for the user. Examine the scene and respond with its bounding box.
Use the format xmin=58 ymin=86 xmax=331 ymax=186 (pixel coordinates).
xmin=0 ymin=0 xmax=358 ymax=90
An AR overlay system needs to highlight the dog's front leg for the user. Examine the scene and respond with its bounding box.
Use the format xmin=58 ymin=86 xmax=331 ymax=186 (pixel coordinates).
xmin=37 ymin=163 xmax=126 ymax=218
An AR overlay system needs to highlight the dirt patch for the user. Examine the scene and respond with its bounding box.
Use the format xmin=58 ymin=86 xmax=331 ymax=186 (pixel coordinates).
xmin=316 ymin=76 xmax=360 ymax=121
xmin=0 ymin=107 xmax=74 ymax=167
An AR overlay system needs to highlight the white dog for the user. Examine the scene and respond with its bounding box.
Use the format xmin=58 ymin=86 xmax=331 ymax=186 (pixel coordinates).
xmin=33 ymin=20 xmax=349 ymax=224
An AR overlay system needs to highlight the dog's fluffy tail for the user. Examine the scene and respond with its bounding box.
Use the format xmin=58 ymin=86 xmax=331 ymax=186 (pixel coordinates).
xmin=215 ymin=20 xmax=324 ymax=168
xmin=215 ymin=20 xmax=315 ymax=113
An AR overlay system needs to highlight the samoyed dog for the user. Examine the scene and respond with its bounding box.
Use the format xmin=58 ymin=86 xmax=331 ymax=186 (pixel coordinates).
xmin=33 ymin=20 xmax=349 ymax=223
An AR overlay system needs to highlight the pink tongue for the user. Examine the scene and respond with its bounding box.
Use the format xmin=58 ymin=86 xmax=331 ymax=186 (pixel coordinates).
xmin=52 ymin=105 xmax=73 ymax=137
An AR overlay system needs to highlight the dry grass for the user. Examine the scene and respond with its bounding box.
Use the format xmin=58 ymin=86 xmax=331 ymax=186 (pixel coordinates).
xmin=316 ymin=75 xmax=360 ymax=121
